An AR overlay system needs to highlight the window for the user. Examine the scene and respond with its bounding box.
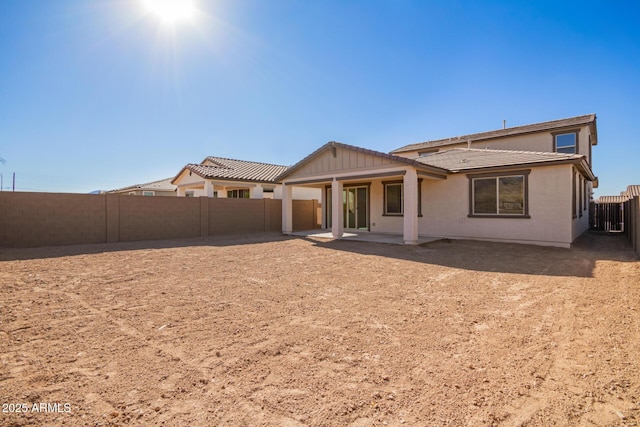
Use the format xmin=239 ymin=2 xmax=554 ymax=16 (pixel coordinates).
xmin=578 ymin=175 xmax=583 ymax=218
xmin=185 ymin=191 xmax=195 ymax=197
xmin=142 ymin=191 xmax=155 ymax=196
xmin=227 ymin=189 xmax=249 ymax=198
xmin=384 ymin=183 xmax=403 ymax=215
xmin=383 ymin=180 xmax=422 ymax=216
xmin=468 ymin=170 xmax=530 ymax=217
xmin=572 ymin=170 xmax=577 ymax=219
xmin=553 ymin=131 xmax=578 ymax=154
xmin=213 ymin=191 xmax=218 ymax=198
xmin=418 ymin=148 xmax=439 ymax=156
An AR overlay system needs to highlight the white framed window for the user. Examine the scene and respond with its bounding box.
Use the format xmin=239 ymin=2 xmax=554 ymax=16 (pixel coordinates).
xmin=384 ymin=183 xmax=403 ymax=215
xmin=185 ymin=191 xmax=195 ymax=197
xmin=142 ymin=191 xmax=155 ymax=196
xmin=553 ymin=131 xmax=578 ymax=154
xmin=382 ymin=180 xmax=422 ymax=216
xmin=227 ymin=189 xmax=249 ymax=198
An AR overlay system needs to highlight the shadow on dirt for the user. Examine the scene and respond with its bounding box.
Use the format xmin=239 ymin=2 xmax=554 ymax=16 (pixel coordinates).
xmin=0 ymin=232 xmax=293 ymax=262
xmin=303 ymin=231 xmax=638 ymax=278
xmin=1 ymin=231 xmax=636 ymax=278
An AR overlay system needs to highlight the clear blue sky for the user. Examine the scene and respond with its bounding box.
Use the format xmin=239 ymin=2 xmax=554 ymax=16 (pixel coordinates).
xmin=0 ymin=0 xmax=638 ymax=197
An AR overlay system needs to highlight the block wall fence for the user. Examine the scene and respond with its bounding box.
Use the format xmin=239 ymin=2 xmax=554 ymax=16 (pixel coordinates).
xmin=0 ymin=192 xmax=320 ymax=248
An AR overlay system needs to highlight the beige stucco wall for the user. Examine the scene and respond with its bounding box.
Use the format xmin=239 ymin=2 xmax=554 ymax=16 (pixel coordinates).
xmin=315 ymin=165 xmax=585 ymax=247
xmin=397 ymin=126 xmax=594 ymax=166
xmin=419 ymin=164 xmax=578 ymax=247
xmin=571 ymin=167 xmax=591 ymax=240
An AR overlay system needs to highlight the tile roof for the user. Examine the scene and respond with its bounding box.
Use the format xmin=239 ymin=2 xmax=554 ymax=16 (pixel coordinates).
xmin=597 ymin=195 xmax=628 ymax=204
xmin=110 ymin=177 xmax=176 ymax=193
xmin=391 ymin=114 xmax=597 ymax=153
xmin=415 ymin=148 xmax=590 ymax=175
xmin=625 ymin=185 xmax=640 ymax=198
xmin=176 ymin=157 xmax=289 ymax=183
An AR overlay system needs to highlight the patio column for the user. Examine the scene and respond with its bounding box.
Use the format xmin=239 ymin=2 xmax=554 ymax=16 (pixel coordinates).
xmin=321 ymin=186 xmax=327 ymax=229
xmin=282 ymin=182 xmax=293 ymax=234
xmin=250 ymin=184 xmax=263 ymax=199
xmin=331 ymin=178 xmax=343 ymax=239
xmin=403 ymin=168 xmax=419 ymax=245
xmin=205 ymin=180 xmax=215 ymax=198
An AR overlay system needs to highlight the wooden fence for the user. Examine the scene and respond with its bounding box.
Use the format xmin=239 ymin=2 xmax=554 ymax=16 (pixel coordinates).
xmin=0 ymin=192 xmax=320 ymax=248
xmin=589 ymin=201 xmax=624 ymax=232
xmin=625 ymin=196 xmax=640 ymax=256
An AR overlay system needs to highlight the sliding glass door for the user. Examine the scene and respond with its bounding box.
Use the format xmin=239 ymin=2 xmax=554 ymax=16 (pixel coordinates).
xmin=326 ymin=186 xmax=369 ymax=230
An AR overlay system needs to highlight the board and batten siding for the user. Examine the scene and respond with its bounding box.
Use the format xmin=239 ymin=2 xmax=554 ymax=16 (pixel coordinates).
xmin=290 ymin=147 xmax=397 ymax=178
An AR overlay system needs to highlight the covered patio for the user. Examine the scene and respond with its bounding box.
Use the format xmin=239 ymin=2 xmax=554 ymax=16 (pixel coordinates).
xmin=277 ymin=141 xmax=449 ymax=245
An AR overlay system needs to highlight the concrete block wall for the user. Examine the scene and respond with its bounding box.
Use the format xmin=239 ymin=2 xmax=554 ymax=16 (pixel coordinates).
xmin=0 ymin=192 xmax=320 ymax=248
xmin=292 ymin=199 xmax=319 ymax=232
xmin=0 ymin=192 xmax=106 ymax=247
xmin=208 ymin=198 xmax=270 ymax=235
xmin=118 ymin=195 xmax=202 ymax=242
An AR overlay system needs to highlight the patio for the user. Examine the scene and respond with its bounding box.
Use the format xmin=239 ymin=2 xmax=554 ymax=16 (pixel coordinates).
xmin=291 ymin=229 xmax=441 ymax=245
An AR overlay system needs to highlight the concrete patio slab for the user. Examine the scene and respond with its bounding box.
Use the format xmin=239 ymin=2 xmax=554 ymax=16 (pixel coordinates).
xmin=291 ymin=230 xmax=441 ymax=245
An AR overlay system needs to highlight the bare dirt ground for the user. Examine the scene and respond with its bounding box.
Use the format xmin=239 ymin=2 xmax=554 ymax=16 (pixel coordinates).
xmin=1 ymin=232 xmax=639 ymax=426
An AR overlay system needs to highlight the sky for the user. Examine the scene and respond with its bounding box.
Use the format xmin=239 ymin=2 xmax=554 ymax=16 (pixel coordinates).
xmin=0 ymin=0 xmax=638 ymax=197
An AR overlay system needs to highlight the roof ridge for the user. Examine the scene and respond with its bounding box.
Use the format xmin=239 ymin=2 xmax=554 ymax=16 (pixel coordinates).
xmin=391 ymin=113 xmax=596 ymax=153
xmin=205 ymin=155 xmax=288 ymax=168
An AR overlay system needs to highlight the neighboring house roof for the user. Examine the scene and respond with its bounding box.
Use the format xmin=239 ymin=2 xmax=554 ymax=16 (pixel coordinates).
xmin=597 ymin=195 xmax=628 ymax=204
xmin=110 ymin=177 xmax=176 ymax=193
xmin=391 ymin=114 xmax=597 ymax=154
xmin=172 ymin=156 xmax=289 ymax=184
xmin=599 ymin=185 xmax=639 ymax=204
xmin=415 ymin=148 xmax=594 ymax=179
xmin=275 ymin=141 xmax=450 ymax=182
xmin=625 ymin=185 xmax=640 ymax=198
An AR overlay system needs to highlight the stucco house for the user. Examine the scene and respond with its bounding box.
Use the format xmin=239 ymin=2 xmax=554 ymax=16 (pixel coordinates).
xmin=172 ymin=156 xmax=320 ymax=200
xmin=109 ymin=177 xmax=177 ymax=196
xmin=278 ymin=114 xmax=598 ymax=248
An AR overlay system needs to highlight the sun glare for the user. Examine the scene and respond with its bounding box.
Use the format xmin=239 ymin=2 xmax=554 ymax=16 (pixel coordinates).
xmin=142 ymin=0 xmax=197 ymax=26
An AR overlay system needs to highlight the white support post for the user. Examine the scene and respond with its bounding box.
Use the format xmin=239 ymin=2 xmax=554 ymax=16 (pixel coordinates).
xmin=205 ymin=180 xmax=215 ymax=198
xmin=403 ymin=168 xmax=419 ymax=245
xmin=282 ymin=182 xmax=293 ymax=234
xmin=250 ymin=184 xmax=264 ymax=199
xmin=321 ymin=186 xmax=327 ymax=229
xmin=331 ymin=179 xmax=343 ymax=239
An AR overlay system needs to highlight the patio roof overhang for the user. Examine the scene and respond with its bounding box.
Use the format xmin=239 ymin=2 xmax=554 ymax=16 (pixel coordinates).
xmin=276 ymin=141 xmax=449 ymax=184
xmin=282 ymin=167 xmax=447 ymax=186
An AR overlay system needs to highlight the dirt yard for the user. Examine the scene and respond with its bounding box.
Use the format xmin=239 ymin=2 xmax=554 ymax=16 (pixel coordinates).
xmin=1 ymin=232 xmax=639 ymax=426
